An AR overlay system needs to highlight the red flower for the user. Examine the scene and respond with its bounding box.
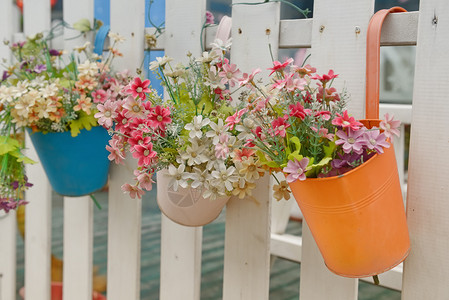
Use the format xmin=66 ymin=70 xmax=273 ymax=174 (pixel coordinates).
xmin=288 ymin=103 xmax=311 ymax=120
xmin=271 ymin=116 xmax=290 ymax=137
xmin=311 ymin=69 xmax=338 ymax=84
xmin=128 ymin=77 xmax=151 ymax=99
xmin=132 ymin=143 xmax=157 ymax=167
xmin=332 ymin=110 xmax=363 ymax=131
xmin=148 ymin=105 xmax=172 ymax=130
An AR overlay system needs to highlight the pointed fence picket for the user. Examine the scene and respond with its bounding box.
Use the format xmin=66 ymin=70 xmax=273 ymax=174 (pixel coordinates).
xmin=1 ymin=0 xmax=449 ymax=299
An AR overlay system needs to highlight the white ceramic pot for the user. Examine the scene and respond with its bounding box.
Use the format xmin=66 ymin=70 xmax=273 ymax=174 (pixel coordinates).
xmin=157 ymin=170 xmax=230 ymax=227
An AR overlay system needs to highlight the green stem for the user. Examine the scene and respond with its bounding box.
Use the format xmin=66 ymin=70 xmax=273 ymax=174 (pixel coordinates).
xmin=90 ymin=194 xmax=102 ymax=210
xmin=373 ymin=275 xmax=380 ymax=285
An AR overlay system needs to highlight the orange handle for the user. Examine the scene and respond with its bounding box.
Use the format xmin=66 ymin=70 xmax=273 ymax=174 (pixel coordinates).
xmin=365 ymin=7 xmax=407 ymax=119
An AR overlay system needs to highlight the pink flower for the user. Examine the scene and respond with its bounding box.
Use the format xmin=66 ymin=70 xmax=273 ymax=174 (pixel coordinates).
xmin=284 ymin=75 xmax=306 ymax=92
xmin=92 ymin=89 xmax=108 ymax=103
xmin=315 ymin=110 xmax=331 ymax=121
xmin=332 ymin=110 xmax=363 ymax=131
xmin=206 ymin=11 xmax=215 ymax=24
xmin=148 ymin=105 xmax=172 ymax=130
xmin=380 ymin=113 xmax=401 ymax=139
xmin=292 ymin=64 xmax=316 ymax=77
xmin=362 ymin=130 xmax=390 ymax=154
xmin=106 ymin=136 xmax=125 ymax=164
xmin=95 ymin=100 xmax=118 ymax=128
xmin=311 ymin=69 xmax=338 ymax=84
xmin=128 ymin=77 xmax=151 ymax=99
xmin=136 ymin=172 xmax=154 ymax=191
xmin=283 ymin=157 xmax=309 ymax=182
xmin=123 ymin=96 xmax=146 ymax=119
xmin=121 ymin=183 xmax=145 ymax=199
xmin=335 ymin=128 xmax=366 ymax=154
xmin=267 ymin=58 xmax=293 ymax=76
xmin=239 ymin=68 xmax=261 ymax=87
xmin=219 ymin=63 xmax=241 ymax=87
xmin=233 ymin=148 xmax=256 ymax=162
xmin=225 ymin=108 xmax=247 ymax=130
xmin=271 ymin=116 xmax=290 ymax=137
xmin=215 ymin=133 xmax=230 ymax=159
xmin=132 ymin=143 xmax=157 ymax=166
xmin=317 ymin=86 xmax=340 ymax=103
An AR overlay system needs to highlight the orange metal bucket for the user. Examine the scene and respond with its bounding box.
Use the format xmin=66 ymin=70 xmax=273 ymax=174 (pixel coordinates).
xmin=288 ymin=7 xmax=410 ymax=278
xmin=289 ymin=123 xmax=409 ymax=277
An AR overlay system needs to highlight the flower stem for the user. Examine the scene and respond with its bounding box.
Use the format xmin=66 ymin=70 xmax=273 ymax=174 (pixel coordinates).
xmin=373 ymin=275 xmax=380 ymax=285
xmin=90 ymin=194 xmax=102 ymax=210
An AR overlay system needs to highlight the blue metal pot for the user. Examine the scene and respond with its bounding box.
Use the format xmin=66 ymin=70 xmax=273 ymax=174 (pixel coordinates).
xmin=27 ymin=126 xmax=110 ymax=196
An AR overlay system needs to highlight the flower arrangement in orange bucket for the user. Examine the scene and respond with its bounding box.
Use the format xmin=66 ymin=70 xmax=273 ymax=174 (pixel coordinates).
xmin=232 ymin=7 xmax=410 ymax=277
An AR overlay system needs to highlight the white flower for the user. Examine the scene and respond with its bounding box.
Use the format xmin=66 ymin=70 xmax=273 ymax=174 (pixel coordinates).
xmin=204 ymin=66 xmax=226 ymax=90
xmin=180 ymin=139 xmax=208 ymax=166
xmin=78 ymin=60 xmax=98 ymax=77
xmin=0 ymin=85 xmax=14 ymax=103
xmin=167 ymin=164 xmax=190 ymax=192
xmin=202 ymin=180 xmax=226 ymax=201
xmin=236 ymin=118 xmax=256 ymax=141
xmin=39 ymin=82 xmax=59 ymax=98
xmin=185 ymin=115 xmax=210 ymax=139
xmin=206 ymin=118 xmax=226 ymax=145
xmin=149 ymin=55 xmax=173 ymax=71
xmin=189 ymin=167 xmax=211 ymax=189
xmin=108 ymin=31 xmax=126 ymax=43
xmin=195 ymin=51 xmax=219 ymax=63
xmin=211 ymin=162 xmax=238 ymax=192
xmin=210 ymin=38 xmax=232 ymax=53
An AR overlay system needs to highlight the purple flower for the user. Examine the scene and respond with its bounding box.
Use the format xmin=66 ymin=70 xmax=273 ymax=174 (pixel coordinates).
xmin=0 ymin=199 xmax=27 ymax=213
xmin=1 ymin=70 xmax=10 ymax=82
xmin=206 ymin=11 xmax=215 ymax=25
xmin=34 ymin=64 xmax=47 ymax=74
xmin=49 ymin=49 xmax=61 ymax=56
xmin=335 ymin=128 xmax=365 ymax=154
xmin=362 ymin=130 xmax=390 ymax=154
xmin=283 ymin=157 xmax=309 ymax=183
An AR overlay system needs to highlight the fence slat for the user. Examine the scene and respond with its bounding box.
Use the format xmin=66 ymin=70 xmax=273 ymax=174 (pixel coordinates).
xmin=61 ymin=2 xmax=95 ymax=299
xmin=0 ymin=211 xmax=17 ymax=300
xmin=299 ymin=0 xmax=376 ymax=298
xmin=0 ymin=2 xmax=18 ymax=299
xmin=108 ymin=0 xmax=145 ymax=298
xmin=63 ymin=197 xmax=93 ymax=300
xmin=159 ymin=1 xmax=206 ymax=299
xmin=222 ymin=3 xmax=279 ymax=299
xmin=402 ymin=1 xmax=449 ymax=299
xmin=22 ymin=1 xmax=52 ymax=299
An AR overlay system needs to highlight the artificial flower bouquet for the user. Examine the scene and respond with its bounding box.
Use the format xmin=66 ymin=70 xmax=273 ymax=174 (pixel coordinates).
xmin=0 ymin=31 xmax=129 ymax=210
xmin=99 ymin=40 xmax=266 ymax=204
xmin=233 ymin=58 xmax=409 ymax=279
xmin=232 ymin=59 xmax=400 ymax=195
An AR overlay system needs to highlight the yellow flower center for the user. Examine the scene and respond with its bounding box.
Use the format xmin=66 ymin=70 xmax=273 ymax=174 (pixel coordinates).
xmin=248 ymin=165 xmax=256 ymax=172
xmin=136 ymin=87 xmax=143 ymax=93
xmin=157 ymin=115 xmax=163 ymax=122
xmin=132 ymin=105 xmax=140 ymax=112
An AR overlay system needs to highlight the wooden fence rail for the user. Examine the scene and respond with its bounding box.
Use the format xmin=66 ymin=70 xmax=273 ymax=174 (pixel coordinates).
xmin=1 ymin=0 xmax=449 ymax=299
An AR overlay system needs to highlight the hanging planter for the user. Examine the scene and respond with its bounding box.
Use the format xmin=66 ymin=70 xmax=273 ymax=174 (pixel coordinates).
xmin=157 ymin=170 xmax=230 ymax=226
xmin=27 ymin=126 xmax=110 ymax=196
xmin=287 ymin=7 xmax=410 ymax=278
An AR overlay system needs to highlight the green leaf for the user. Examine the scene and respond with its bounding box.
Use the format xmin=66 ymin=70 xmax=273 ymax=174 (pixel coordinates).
xmin=286 ymin=136 xmax=303 ymax=162
xmin=256 ymin=150 xmax=280 ymax=169
xmin=9 ymin=149 xmax=37 ymax=164
xmin=0 ymin=136 xmax=20 ymax=155
xmin=324 ymin=140 xmax=337 ymax=157
xmin=69 ymin=111 xmax=98 ymax=137
xmin=305 ymin=156 xmax=332 ymax=177
xmin=73 ymin=18 xmax=92 ymax=33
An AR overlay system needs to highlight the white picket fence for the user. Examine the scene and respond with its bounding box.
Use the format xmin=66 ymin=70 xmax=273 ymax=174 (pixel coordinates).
xmin=1 ymin=0 xmax=449 ymax=299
